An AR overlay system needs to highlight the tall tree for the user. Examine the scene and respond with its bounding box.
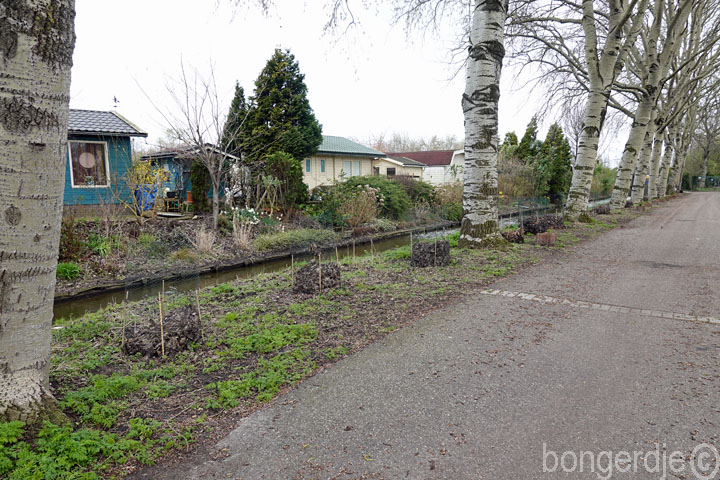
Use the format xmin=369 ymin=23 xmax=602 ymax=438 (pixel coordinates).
xmin=243 ymin=49 xmax=323 ymax=163
xmin=458 ymin=0 xmax=511 ymax=248
xmin=516 ymin=115 xmax=539 ymax=162
xmin=222 ymin=82 xmax=249 ymax=157
xmin=0 ymin=0 xmax=76 ymax=424
xmin=534 ymin=123 xmax=573 ymax=204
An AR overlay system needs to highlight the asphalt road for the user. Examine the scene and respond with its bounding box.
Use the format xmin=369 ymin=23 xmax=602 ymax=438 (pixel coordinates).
xmin=148 ymin=193 xmax=720 ymax=480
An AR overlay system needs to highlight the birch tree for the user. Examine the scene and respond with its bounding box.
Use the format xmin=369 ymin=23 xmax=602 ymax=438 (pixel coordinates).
xmin=458 ymin=0 xmax=510 ymax=247
xmin=0 ymin=0 xmax=76 ymax=424
xmin=608 ymin=0 xmax=709 ymax=209
xmin=508 ymin=0 xmax=647 ymax=220
xmin=693 ymin=98 xmax=720 ymax=189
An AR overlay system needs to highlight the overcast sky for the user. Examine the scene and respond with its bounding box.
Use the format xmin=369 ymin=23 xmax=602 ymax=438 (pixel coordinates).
xmin=70 ymin=0 xmax=561 ymax=154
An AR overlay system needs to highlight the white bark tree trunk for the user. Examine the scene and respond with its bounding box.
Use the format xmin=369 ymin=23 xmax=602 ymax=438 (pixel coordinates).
xmin=0 ymin=0 xmax=75 ymax=424
xmin=647 ymin=129 xmax=665 ymax=199
xmin=657 ymin=131 xmax=674 ymax=197
xmin=565 ymin=0 xmax=644 ymax=220
xmin=630 ymin=115 xmax=657 ymax=204
xmin=609 ymin=98 xmax=654 ymax=209
xmin=459 ymin=0 xmax=509 ymax=247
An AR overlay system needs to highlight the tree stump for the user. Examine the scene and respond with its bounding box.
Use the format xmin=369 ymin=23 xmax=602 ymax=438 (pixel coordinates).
xmin=122 ymin=306 xmax=202 ymax=358
xmin=293 ymin=261 xmax=341 ymax=294
xmin=411 ymin=240 xmax=450 ymax=267
xmin=536 ymin=231 xmax=557 ymax=246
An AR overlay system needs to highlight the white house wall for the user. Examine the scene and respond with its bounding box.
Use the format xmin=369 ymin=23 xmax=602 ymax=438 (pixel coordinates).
xmin=303 ymin=155 xmax=374 ymax=190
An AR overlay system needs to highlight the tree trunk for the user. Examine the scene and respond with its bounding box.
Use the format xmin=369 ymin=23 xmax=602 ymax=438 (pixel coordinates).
xmin=647 ymin=130 xmax=665 ymax=199
xmin=609 ymin=98 xmax=654 ymax=209
xmin=0 ymin=0 xmax=75 ymax=425
xmin=630 ymin=121 xmax=656 ymax=204
xmin=459 ymin=0 xmax=509 ymax=248
xmin=565 ymin=1 xmax=639 ymax=220
xmin=212 ymin=181 xmax=220 ymax=230
xmin=699 ymin=152 xmax=709 ymax=189
xmin=657 ymin=133 xmax=674 ymax=198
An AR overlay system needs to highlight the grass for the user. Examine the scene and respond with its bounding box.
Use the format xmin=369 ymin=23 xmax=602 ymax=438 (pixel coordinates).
xmin=254 ymin=228 xmax=339 ymax=252
xmin=57 ymin=262 xmax=81 ymax=281
xmin=1 ymin=210 xmax=638 ymax=480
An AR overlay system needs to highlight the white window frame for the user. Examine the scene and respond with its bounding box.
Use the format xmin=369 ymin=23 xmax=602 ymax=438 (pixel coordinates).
xmin=68 ymin=140 xmax=111 ymax=188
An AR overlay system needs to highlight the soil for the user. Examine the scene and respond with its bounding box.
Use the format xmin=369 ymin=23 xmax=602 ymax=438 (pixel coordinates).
xmin=122 ymin=306 xmax=202 ymax=358
xmin=293 ymin=261 xmax=342 ymax=294
xmin=411 ymin=240 xmax=450 ymax=267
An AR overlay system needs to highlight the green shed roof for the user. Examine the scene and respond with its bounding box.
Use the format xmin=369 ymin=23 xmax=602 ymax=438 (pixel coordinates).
xmin=317 ymin=135 xmax=385 ymax=158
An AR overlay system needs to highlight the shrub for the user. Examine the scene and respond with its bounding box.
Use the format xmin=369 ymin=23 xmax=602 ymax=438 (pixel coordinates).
xmin=393 ymin=176 xmax=436 ymax=204
xmin=85 ymin=232 xmax=112 ymax=257
xmin=265 ymin=151 xmax=309 ymax=210
xmin=191 ymin=227 xmax=215 ymax=254
xmin=338 ymin=184 xmax=382 ymax=228
xmin=170 ymin=248 xmax=200 ymax=263
xmin=137 ymin=233 xmax=155 ymax=246
xmin=57 ymin=262 xmax=81 ymax=281
xmin=341 ymin=176 xmax=411 ymax=219
xmin=369 ymin=218 xmax=396 ymax=232
xmin=59 ymin=215 xmax=83 ymax=261
xmin=435 ymin=182 xmax=463 ymax=206
xmin=442 ymin=203 xmax=463 ymax=222
xmin=254 ymin=229 xmax=339 ymax=252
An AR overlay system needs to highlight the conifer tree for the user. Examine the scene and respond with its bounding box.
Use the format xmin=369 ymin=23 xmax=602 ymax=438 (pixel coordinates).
xmin=243 ymin=49 xmax=323 ymax=163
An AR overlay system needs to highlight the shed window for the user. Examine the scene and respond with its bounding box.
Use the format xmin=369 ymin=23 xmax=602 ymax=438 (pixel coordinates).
xmin=69 ymin=141 xmax=109 ymax=187
xmin=320 ymin=159 xmax=326 ymax=173
xmin=305 ymin=159 xmax=311 ymax=173
xmin=386 ymin=167 xmax=396 ymax=176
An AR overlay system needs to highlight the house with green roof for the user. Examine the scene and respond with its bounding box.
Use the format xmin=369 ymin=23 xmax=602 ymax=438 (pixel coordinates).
xmin=303 ymin=135 xmax=386 ymax=189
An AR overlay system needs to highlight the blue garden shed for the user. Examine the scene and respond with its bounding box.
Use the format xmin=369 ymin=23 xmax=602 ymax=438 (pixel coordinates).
xmin=64 ymin=109 xmax=147 ymax=206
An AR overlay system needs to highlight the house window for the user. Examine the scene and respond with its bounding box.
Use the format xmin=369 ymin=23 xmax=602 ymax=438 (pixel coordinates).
xmin=342 ymin=160 xmax=362 ymax=178
xmin=320 ymin=159 xmax=326 ymax=173
xmin=386 ymin=167 xmax=396 ymax=177
xmin=305 ymin=159 xmax=311 ymax=173
xmin=69 ymin=141 xmax=109 ymax=187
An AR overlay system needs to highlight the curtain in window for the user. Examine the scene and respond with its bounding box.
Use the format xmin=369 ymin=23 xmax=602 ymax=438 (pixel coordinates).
xmin=70 ymin=142 xmax=108 ymax=186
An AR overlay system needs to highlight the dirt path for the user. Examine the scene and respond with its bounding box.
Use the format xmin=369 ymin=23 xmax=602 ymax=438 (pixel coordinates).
xmin=136 ymin=193 xmax=720 ymax=479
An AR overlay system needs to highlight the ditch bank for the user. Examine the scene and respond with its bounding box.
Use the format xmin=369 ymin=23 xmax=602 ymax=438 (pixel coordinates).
xmin=53 ymin=221 xmax=459 ymax=319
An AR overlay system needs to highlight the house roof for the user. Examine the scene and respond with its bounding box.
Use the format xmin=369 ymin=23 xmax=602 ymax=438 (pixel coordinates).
xmin=141 ymin=144 xmax=240 ymax=162
xmin=68 ymin=109 xmax=148 ymax=137
xmin=318 ymin=135 xmax=385 ymax=158
xmin=386 ymin=150 xmax=455 ymax=166
xmin=386 ymin=155 xmax=427 ymax=168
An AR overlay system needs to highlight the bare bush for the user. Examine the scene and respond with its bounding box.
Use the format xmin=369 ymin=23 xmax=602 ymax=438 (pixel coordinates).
xmin=191 ymin=226 xmax=216 ymax=254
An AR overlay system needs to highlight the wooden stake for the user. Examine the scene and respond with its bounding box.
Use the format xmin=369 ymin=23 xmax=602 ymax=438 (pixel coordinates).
xmin=352 ymin=240 xmax=356 ymax=262
xmin=195 ymin=290 xmax=204 ymax=343
xmin=434 ymin=234 xmax=438 ymax=266
xmin=158 ymin=292 xmax=165 ymax=357
xmin=317 ymin=253 xmax=322 ymax=294
xmin=370 ymin=237 xmax=374 ymax=262
xmin=335 ymin=246 xmax=339 ymax=264
xmin=291 ymin=254 xmax=295 ymax=289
